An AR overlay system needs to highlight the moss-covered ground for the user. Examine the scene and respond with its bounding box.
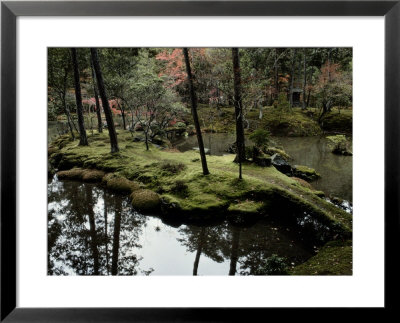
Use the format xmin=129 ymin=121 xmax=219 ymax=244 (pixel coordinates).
xmin=193 ymin=105 xmax=352 ymax=137
xmin=290 ymin=240 xmax=352 ymax=275
xmin=49 ymin=130 xmax=352 ymax=233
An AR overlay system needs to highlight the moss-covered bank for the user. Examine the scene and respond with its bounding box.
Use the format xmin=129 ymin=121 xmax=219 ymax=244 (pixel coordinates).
xmin=290 ymin=240 xmax=352 ymax=275
xmin=49 ymin=130 xmax=352 ymax=236
xmin=192 ymin=105 xmax=352 ymax=137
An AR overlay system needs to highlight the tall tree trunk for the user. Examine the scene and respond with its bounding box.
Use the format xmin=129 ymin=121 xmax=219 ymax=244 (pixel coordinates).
xmin=327 ymin=48 xmax=332 ymax=82
xmin=90 ymin=57 xmax=103 ymax=133
xmin=289 ymin=49 xmax=296 ymax=108
xmin=111 ymin=199 xmax=122 ymax=276
xmin=232 ymin=48 xmax=246 ymax=179
xmin=193 ymin=227 xmax=206 ymax=276
xmin=274 ymin=48 xmax=279 ymax=101
xmin=90 ymin=48 xmax=119 ymax=153
xmin=228 ymin=226 xmax=240 ymax=276
xmin=104 ymin=191 xmax=109 ymax=274
xmin=302 ymin=48 xmax=307 ymax=109
xmin=61 ymin=68 xmax=75 ymax=140
xmin=86 ymin=185 xmax=99 ymax=275
xmin=183 ymin=48 xmax=209 ymax=176
xmin=70 ymin=48 xmax=88 ymax=146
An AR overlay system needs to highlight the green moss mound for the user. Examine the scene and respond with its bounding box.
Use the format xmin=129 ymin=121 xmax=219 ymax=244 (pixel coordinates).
xmin=82 ymin=169 xmax=106 ymax=182
xmin=57 ymin=168 xmax=85 ymax=180
xmin=131 ymin=189 xmax=161 ymax=212
xmin=290 ymin=240 xmax=352 ymax=275
xmin=106 ymin=176 xmax=141 ymax=193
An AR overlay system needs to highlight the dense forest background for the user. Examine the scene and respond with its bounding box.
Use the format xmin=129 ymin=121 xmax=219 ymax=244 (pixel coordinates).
xmin=48 ymin=47 xmax=352 ymax=137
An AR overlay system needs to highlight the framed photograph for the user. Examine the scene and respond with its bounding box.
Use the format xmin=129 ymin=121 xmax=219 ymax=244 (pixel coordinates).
xmin=1 ymin=0 xmax=398 ymax=321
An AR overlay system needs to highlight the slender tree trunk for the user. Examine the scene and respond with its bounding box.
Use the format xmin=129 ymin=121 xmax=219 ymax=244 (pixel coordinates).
xmin=274 ymin=49 xmax=279 ymax=101
xmin=228 ymin=226 xmax=240 ymax=276
xmin=90 ymin=58 xmax=103 ymax=133
xmin=232 ymin=48 xmax=246 ymax=179
xmin=111 ymin=199 xmax=122 ymax=276
xmin=90 ymin=48 xmax=119 ymax=153
xmin=183 ymin=48 xmax=209 ymax=175
xmin=144 ymin=126 xmax=149 ymax=151
xmin=61 ymin=68 xmax=75 ymax=140
xmin=289 ymin=49 xmax=296 ymax=108
xmin=70 ymin=48 xmax=88 ymax=146
xmin=86 ymin=186 xmax=99 ymax=275
xmin=193 ymin=227 xmax=206 ymax=276
xmin=118 ymin=101 xmax=126 ymax=130
xmin=302 ymin=48 xmax=307 ymax=109
xmin=327 ymin=48 xmax=332 ymax=82
xmin=104 ymin=191 xmax=109 ymax=275
xmin=62 ymin=99 xmax=75 ymax=140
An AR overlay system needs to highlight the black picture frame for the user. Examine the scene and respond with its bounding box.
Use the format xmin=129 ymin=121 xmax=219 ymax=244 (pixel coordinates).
xmin=1 ymin=0 xmax=398 ymax=321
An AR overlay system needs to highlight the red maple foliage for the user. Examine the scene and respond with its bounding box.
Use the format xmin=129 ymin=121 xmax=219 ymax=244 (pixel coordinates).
xmin=156 ymin=49 xmax=186 ymax=87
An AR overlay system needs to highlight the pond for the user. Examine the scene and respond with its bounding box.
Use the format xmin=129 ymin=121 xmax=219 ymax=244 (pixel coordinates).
xmin=48 ymin=177 xmax=318 ymax=276
xmin=172 ymin=133 xmax=353 ymax=202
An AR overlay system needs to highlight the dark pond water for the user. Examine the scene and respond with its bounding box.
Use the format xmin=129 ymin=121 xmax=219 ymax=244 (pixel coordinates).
xmin=172 ymin=133 xmax=352 ymax=202
xmin=48 ymin=176 xmax=318 ymax=276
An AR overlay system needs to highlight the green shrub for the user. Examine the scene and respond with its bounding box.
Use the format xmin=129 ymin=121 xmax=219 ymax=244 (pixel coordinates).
xmin=326 ymin=135 xmax=352 ymax=155
xmin=256 ymin=254 xmax=288 ymax=275
xmin=249 ymin=129 xmax=270 ymax=148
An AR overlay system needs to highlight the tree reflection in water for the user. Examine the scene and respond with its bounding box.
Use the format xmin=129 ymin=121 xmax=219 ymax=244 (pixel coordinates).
xmin=48 ymin=177 xmax=314 ymax=276
xmin=177 ymin=220 xmax=313 ymax=276
xmin=48 ymin=177 xmax=152 ymax=275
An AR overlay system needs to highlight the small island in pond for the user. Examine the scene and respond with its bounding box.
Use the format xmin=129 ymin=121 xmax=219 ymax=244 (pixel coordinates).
xmin=48 ymin=47 xmax=352 ymax=276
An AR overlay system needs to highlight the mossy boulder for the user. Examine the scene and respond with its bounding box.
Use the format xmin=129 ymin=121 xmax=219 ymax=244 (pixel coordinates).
xmin=82 ymin=169 xmax=106 ymax=182
xmin=293 ymin=165 xmax=321 ymax=182
xmin=57 ymin=168 xmax=85 ymax=180
xmin=253 ymin=153 xmax=272 ymax=167
xmin=131 ymin=189 xmax=161 ymax=212
xmin=264 ymin=147 xmax=291 ymax=161
xmin=271 ymin=153 xmax=292 ymax=174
